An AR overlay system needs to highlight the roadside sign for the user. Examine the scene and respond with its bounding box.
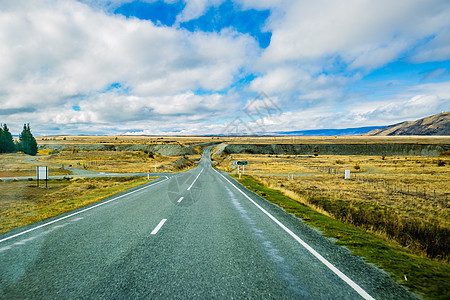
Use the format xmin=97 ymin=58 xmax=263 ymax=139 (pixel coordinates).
xmin=345 ymin=169 xmax=350 ymax=179
xmin=36 ymin=166 xmax=49 ymax=188
xmin=37 ymin=166 xmax=48 ymax=180
xmin=235 ymin=161 xmax=248 ymax=165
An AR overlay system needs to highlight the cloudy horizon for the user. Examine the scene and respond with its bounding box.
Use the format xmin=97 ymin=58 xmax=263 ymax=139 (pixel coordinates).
xmin=1 ymin=0 xmax=449 ymax=136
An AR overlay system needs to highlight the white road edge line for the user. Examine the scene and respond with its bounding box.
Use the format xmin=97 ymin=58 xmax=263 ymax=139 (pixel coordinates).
xmin=151 ymin=219 xmax=167 ymax=235
xmin=0 ymin=176 xmax=170 ymax=243
xmin=177 ymin=196 xmax=184 ymax=203
xmin=215 ymin=170 xmax=375 ymax=300
xmin=187 ymin=168 xmax=204 ymax=191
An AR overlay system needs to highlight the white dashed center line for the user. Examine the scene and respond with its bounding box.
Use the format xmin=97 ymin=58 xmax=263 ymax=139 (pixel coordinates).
xmin=187 ymin=168 xmax=203 ymax=191
xmin=151 ymin=219 xmax=167 ymax=235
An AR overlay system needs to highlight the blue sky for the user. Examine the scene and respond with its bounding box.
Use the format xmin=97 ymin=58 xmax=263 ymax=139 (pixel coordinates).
xmin=0 ymin=0 xmax=449 ymax=135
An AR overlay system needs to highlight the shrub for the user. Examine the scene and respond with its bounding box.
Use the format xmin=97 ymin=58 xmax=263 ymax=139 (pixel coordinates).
xmin=436 ymin=159 xmax=446 ymax=167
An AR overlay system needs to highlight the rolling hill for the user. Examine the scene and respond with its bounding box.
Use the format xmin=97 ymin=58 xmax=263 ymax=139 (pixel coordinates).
xmin=364 ymin=112 xmax=450 ymax=136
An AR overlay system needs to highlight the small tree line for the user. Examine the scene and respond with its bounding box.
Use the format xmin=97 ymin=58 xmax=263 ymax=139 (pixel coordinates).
xmin=0 ymin=123 xmax=38 ymax=155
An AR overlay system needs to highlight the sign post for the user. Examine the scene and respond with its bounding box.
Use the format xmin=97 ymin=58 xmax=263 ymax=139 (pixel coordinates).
xmin=234 ymin=161 xmax=248 ymax=176
xmin=36 ymin=166 xmax=49 ymax=188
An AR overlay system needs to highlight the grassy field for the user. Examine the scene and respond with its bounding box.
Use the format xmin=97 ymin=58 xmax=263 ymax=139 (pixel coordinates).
xmin=38 ymin=135 xmax=217 ymax=146
xmin=213 ymin=152 xmax=449 ymax=259
xmin=35 ymin=149 xmax=201 ymax=173
xmin=1 ymin=135 xmax=449 ymax=297
xmin=214 ymin=152 xmax=450 ymax=175
xmin=0 ymin=177 xmax=153 ymax=234
xmin=0 ymin=153 xmax=71 ymax=178
xmin=235 ymin=175 xmax=449 ymax=300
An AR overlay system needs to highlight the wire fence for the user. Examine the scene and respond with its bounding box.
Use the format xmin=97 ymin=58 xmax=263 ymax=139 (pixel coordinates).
xmin=302 ymin=165 xmax=449 ymax=206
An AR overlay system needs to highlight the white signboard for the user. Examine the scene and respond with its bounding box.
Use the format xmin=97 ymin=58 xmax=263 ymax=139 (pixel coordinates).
xmin=37 ymin=166 xmax=49 ymax=180
xmin=344 ymin=169 xmax=350 ymax=179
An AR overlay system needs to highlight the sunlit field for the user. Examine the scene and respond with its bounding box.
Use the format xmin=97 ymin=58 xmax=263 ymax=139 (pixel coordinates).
xmin=38 ymin=135 xmax=218 ymax=146
xmin=35 ymin=149 xmax=201 ymax=173
xmin=0 ymin=153 xmax=70 ymax=178
xmin=213 ymin=150 xmax=450 ymax=259
xmin=0 ymin=177 xmax=152 ymax=234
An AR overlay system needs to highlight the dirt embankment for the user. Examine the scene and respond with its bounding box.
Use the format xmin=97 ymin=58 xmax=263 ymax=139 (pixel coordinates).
xmin=215 ymin=143 xmax=448 ymax=156
xmin=164 ymin=156 xmax=194 ymax=171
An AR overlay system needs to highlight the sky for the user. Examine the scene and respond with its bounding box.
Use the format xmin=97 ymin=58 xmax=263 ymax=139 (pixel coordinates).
xmin=1 ymin=0 xmax=450 ymax=136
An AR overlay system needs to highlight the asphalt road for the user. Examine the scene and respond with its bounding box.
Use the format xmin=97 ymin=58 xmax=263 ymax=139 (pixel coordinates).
xmin=0 ymin=148 xmax=418 ymax=299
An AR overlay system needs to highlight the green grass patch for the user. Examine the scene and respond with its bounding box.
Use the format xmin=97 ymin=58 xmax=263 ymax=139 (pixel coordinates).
xmin=235 ymin=174 xmax=449 ymax=300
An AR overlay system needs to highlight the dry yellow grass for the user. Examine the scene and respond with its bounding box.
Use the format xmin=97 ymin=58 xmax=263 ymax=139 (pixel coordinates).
xmin=214 ymin=152 xmax=449 ymax=257
xmin=213 ymin=153 xmax=317 ymax=173
xmin=257 ymin=174 xmax=449 ymax=227
xmin=214 ymin=153 xmax=450 ymax=176
xmin=0 ymin=153 xmax=70 ymax=177
xmin=37 ymin=135 xmax=218 ymax=146
xmin=255 ymin=172 xmax=449 ymax=258
xmin=36 ymin=135 xmax=450 ymax=148
xmin=0 ymin=177 xmax=152 ymax=234
xmin=36 ymin=149 xmax=201 ymax=173
xmin=214 ymin=153 xmax=449 ymax=219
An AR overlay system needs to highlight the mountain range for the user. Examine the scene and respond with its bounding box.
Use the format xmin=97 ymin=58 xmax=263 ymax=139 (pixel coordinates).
xmin=364 ymin=112 xmax=449 ymax=136
xmin=273 ymin=112 xmax=449 ymax=136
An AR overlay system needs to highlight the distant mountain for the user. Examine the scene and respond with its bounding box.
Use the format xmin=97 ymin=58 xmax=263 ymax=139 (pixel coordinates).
xmin=274 ymin=126 xmax=384 ymax=136
xmin=364 ymin=112 xmax=450 ymax=136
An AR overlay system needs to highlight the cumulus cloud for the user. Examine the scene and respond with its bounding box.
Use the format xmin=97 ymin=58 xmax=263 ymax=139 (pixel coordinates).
xmin=238 ymin=0 xmax=450 ymax=125
xmin=259 ymin=0 xmax=450 ymax=70
xmin=0 ymin=0 xmax=258 ymax=133
xmin=344 ymin=82 xmax=450 ymax=126
xmin=239 ymin=81 xmax=450 ymax=132
xmin=1 ymin=0 xmax=449 ymax=135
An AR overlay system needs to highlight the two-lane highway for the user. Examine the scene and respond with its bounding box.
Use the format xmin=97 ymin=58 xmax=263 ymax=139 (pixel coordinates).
xmin=0 ymin=148 xmax=418 ymax=299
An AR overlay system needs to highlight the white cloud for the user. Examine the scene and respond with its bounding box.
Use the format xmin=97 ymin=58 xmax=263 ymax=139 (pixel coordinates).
xmin=240 ymin=81 xmax=450 ymax=132
xmin=258 ymin=0 xmax=450 ymax=71
xmin=410 ymin=27 xmax=450 ymax=63
xmin=175 ymin=0 xmax=225 ymax=24
xmin=0 ymin=0 xmax=258 ymax=134
xmin=249 ymin=68 xmax=304 ymax=95
xmin=248 ymin=65 xmax=358 ymax=110
xmin=1 ymin=0 xmax=449 ymax=135
xmin=240 ymin=0 xmax=450 ymax=125
xmin=345 ymin=82 xmax=450 ymax=125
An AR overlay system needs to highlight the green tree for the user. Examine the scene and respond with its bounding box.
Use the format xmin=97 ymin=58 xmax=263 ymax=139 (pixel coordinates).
xmin=18 ymin=123 xmax=38 ymax=155
xmin=0 ymin=123 xmax=15 ymax=153
xmin=0 ymin=125 xmax=3 ymax=153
